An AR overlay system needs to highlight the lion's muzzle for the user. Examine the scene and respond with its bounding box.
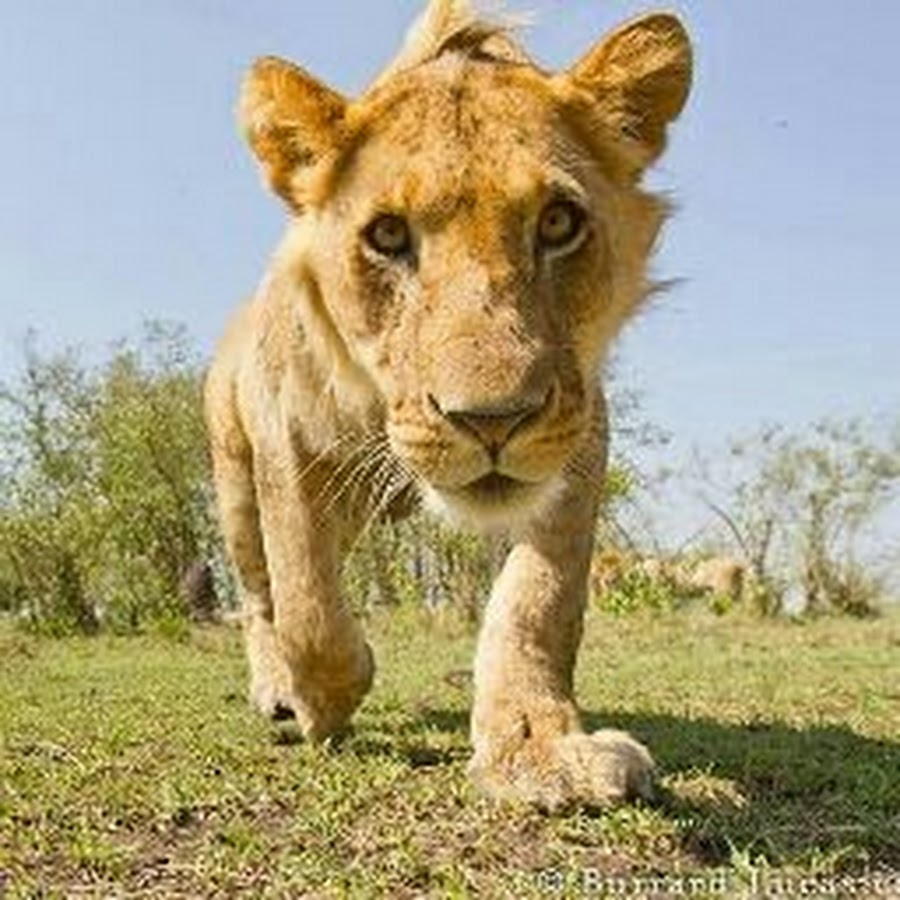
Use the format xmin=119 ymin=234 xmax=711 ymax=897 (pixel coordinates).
xmin=428 ymin=386 xmax=552 ymax=464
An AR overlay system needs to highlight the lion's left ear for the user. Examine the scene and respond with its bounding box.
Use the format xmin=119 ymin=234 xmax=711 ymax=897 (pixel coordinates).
xmin=238 ymin=56 xmax=347 ymax=207
xmin=568 ymin=14 xmax=692 ymax=168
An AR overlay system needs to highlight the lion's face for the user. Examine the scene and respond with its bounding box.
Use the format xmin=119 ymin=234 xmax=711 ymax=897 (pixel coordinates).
xmin=239 ymin=14 xmax=691 ymax=528
xmin=310 ymin=65 xmax=618 ymax=526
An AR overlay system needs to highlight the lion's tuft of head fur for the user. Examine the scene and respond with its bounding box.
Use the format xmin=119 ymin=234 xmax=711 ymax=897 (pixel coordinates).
xmin=373 ymin=0 xmax=531 ymax=87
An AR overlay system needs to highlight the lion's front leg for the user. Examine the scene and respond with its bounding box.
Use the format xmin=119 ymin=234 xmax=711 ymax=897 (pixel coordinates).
xmin=469 ymin=482 xmax=654 ymax=812
xmin=206 ymin=443 xmax=293 ymax=719
xmin=250 ymin=452 xmax=374 ymax=741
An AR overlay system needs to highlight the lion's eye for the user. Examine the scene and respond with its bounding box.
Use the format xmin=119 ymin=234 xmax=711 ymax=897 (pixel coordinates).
xmin=537 ymin=200 xmax=587 ymax=253
xmin=364 ymin=214 xmax=413 ymax=258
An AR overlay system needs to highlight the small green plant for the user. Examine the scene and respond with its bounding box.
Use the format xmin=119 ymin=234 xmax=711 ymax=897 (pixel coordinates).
xmin=595 ymin=568 xmax=678 ymax=616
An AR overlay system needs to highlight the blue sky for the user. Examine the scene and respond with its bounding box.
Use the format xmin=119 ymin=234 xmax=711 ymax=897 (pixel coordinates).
xmin=1 ymin=1 xmax=897 ymax=546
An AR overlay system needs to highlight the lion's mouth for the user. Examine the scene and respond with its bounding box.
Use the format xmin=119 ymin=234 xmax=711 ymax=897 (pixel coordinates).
xmin=461 ymin=472 xmax=528 ymax=504
xmin=421 ymin=468 xmax=563 ymax=531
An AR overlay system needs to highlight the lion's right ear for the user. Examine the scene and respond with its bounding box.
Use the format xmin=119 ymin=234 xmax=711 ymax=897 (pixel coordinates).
xmin=238 ymin=57 xmax=347 ymax=207
xmin=567 ymin=14 xmax=692 ymax=175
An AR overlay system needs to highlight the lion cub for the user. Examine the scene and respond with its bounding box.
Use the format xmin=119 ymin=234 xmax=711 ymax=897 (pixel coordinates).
xmin=206 ymin=0 xmax=691 ymax=811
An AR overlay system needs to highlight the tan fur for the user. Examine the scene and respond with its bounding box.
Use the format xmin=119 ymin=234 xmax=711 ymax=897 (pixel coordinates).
xmin=687 ymin=557 xmax=747 ymax=604
xmin=206 ymin=0 xmax=691 ymax=809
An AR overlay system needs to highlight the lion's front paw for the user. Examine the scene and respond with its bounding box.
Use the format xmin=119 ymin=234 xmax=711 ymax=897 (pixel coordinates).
xmin=292 ymin=641 xmax=375 ymax=742
xmin=249 ymin=651 xmax=296 ymax=722
xmin=251 ymin=679 xmax=296 ymax=722
xmin=248 ymin=631 xmax=375 ymax=740
xmin=470 ymin=729 xmax=654 ymax=813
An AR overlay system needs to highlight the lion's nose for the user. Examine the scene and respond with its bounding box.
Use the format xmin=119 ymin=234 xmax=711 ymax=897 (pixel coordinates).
xmin=429 ymin=390 xmax=551 ymax=459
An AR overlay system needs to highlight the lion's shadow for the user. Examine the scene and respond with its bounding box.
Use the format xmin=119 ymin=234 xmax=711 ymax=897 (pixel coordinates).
xmin=378 ymin=704 xmax=900 ymax=868
xmin=587 ymin=710 xmax=900 ymax=868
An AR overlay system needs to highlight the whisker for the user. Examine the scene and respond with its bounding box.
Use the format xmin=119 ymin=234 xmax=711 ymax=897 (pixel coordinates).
xmin=342 ymin=440 xmax=396 ymax=514
xmin=314 ymin=432 xmax=381 ymax=498
xmin=346 ymin=454 xmax=417 ymax=557
xmin=313 ymin=433 xmax=393 ymax=522
xmin=289 ymin=432 xmax=357 ymax=488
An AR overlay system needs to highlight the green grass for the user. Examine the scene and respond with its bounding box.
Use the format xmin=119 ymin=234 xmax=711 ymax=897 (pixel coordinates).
xmin=1 ymin=608 xmax=898 ymax=897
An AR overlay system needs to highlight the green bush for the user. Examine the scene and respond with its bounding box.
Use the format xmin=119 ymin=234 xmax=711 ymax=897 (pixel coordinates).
xmin=342 ymin=515 xmax=500 ymax=623
xmin=694 ymin=420 xmax=899 ymax=617
xmin=0 ymin=324 xmax=221 ymax=634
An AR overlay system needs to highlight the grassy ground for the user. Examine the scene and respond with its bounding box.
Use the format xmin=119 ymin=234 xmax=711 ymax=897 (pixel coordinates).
xmin=0 ymin=607 xmax=898 ymax=898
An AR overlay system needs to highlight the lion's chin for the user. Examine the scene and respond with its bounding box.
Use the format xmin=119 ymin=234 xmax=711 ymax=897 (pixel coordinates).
xmin=423 ymin=473 xmax=564 ymax=535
